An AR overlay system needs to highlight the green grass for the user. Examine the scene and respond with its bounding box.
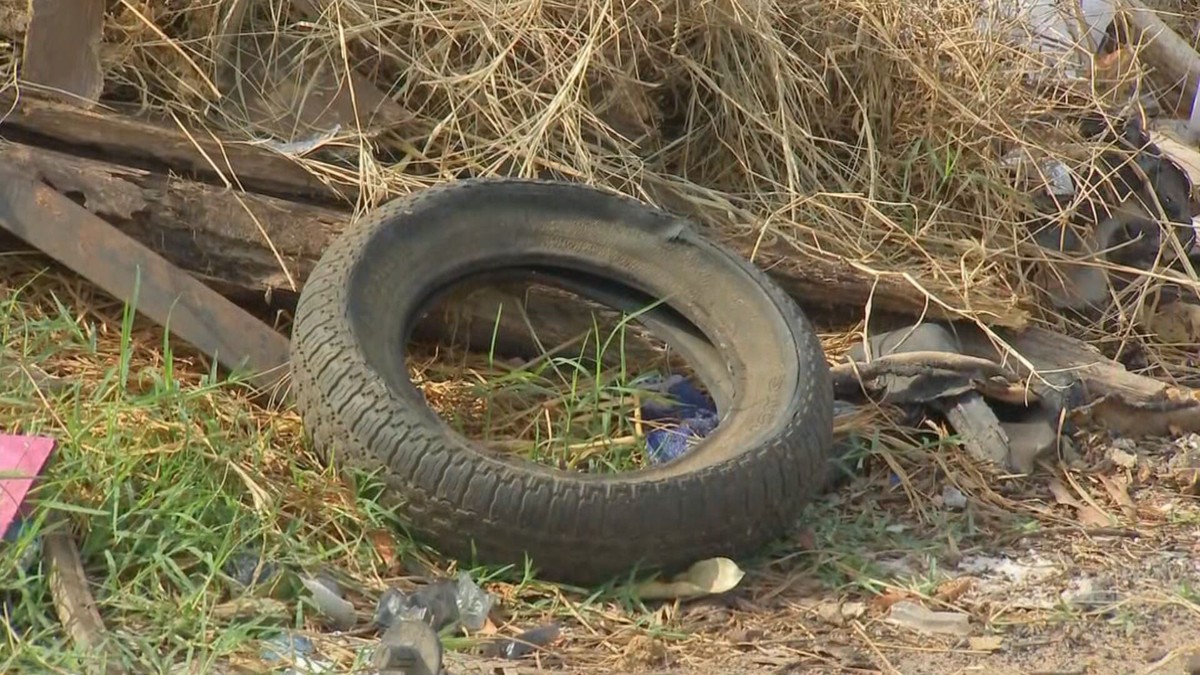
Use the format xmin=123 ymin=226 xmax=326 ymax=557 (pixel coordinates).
xmin=411 ymin=296 xmax=709 ymax=474
xmin=0 ymin=270 xmax=408 ymax=672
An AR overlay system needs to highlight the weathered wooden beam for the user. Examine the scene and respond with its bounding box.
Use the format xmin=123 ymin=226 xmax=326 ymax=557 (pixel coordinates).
xmin=0 ymin=154 xmax=291 ymax=394
xmin=22 ymin=0 xmax=105 ymax=107
xmin=2 ymin=132 xmax=1192 ymax=436
xmin=0 ymin=140 xmax=342 ymax=291
xmin=0 ymin=90 xmax=355 ymax=205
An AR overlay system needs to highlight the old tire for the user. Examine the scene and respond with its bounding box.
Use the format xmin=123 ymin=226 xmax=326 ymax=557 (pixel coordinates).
xmin=289 ymin=178 xmax=834 ymax=585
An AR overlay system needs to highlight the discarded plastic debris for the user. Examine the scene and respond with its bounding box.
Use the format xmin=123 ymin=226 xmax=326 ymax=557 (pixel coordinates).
xmin=262 ymin=633 xmax=314 ymax=662
xmin=958 ymin=554 xmax=1059 ymax=585
xmin=373 ymin=619 xmax=443 ymax=675
xmin=887 ymin=600 xmax=971 ymax=637
xmin=262 ymin=633 xmax=334 ymax=674
xmin=646 ymin=412 xmax=719 ymax=464
xmin=455 ymin=571 xmax=495 ymax=632
xmin=1001 ymin=150 xmax=1075 ymax=197
xmin=975 ymin=0 xmax=1115 ymax=80
xmin=0 ymin=435 xmax=56 ymax=539
xmin=489 ymin=622 xmax=562 ymax=659
xmin=374 ymin=580 xmax=459 ymax=631
xmin=252 ymin=125 xmax=342 ymax=158
xmin=633 ymin=557 xmax=745 ymax=601
xmin=640 ymin=375 xmax=720 ymax=464
xmin=223 ymin=548 xmax=278 ymax=590
xmin=300 ymin=576 xmax=356 ymax=631
xmin=969 ymin=635 xmax=1005 ymax=652
xmin=1061 ymin=577 xmax=1122 ymax=610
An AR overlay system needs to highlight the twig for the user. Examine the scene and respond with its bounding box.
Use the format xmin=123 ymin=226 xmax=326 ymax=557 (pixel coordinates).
xmin=43 ymin=524 xmax=127 ymax=674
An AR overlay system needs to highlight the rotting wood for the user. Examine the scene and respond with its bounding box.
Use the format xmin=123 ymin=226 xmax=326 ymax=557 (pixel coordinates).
xmin=0 ymin=90 xmax=355 ymax=204
xmin=0 ymin=162 xmax=292 ymax=396
xmin=21 ymin=0 xmax=105 ymax=107
xmin=0 ymin=140 xmax=343 ymax=291
xmin=954 ymin=323 xmax=1200 ymax=436
xmin=1123 ymin=0 xmax=1200 ymax=114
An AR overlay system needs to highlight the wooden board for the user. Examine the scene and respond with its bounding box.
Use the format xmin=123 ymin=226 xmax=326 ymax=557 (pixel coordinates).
xmin=0 ymin=141 xmax=343 ymax=291
xmin=0 ymin=90 xmax=355 ymax=204
xmin=22 ymin=0 xmax=105 ymax=106
xmin=0 ymin=161 xmax=291 ymax=394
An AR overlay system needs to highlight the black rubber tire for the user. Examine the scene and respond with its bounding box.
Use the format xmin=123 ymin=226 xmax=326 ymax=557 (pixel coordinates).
xmin=289 ymin=178 xmax=834 ymax=585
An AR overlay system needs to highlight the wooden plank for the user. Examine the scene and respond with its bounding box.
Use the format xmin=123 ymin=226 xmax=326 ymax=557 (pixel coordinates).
xmin=0 ymin=160 xmax=291 ymax=394
xmin=0 ymin=140 xmax=344 ymax=291
xmin=22 ymin=0 xmax=105 ymax=106
xmin=0 ymin=90 xmax=355 ymax=204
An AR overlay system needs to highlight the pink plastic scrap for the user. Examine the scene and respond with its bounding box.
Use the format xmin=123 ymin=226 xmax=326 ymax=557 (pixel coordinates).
xmin=0 ymin=435 xmax=56 ymax=537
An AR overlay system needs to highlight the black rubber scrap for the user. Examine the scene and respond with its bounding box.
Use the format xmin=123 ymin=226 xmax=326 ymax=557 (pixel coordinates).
xmin=289 ymin=178 xmax=835 ymax=585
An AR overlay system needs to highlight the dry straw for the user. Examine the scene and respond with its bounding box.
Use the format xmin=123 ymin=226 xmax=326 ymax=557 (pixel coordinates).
xmin=4 ymin=0 xmax=1200 ymax=376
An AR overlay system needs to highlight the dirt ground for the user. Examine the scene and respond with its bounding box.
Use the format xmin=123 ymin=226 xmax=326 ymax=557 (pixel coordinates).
xmin=444 ymin=434 xmax=1200 ymax=675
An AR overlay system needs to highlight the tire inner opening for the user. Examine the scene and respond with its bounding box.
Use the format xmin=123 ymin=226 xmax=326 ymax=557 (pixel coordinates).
xmin=404 ymin=268 xmax=731 ymax=475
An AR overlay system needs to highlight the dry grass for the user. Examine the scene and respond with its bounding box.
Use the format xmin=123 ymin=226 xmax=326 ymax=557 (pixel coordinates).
xmin=9 ymin=0 xmax=1200 ymax=364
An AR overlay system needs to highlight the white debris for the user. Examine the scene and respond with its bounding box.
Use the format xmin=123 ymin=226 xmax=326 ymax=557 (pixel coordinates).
xmin=942 ymin=485 xmax=968 ymax=510
xmin=976 ymin=0 xmax=1116 ymax=80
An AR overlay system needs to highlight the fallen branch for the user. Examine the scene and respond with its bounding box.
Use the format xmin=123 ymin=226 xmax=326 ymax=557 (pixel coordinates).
xmin=956 ymin=324 xmax=1200 ymax=436
xmin=43 ymin=525 xmax=127 ymax=675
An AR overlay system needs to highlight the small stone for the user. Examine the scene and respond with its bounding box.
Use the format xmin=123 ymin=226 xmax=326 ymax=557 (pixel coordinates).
xmin=1168 ymin=449 xmax=1200 ymax=495
xmin=840 ymin=601 xmax=867 ymax=620
xmin=1109 ymin=447 xmax=1139 ymax=469
xmin=815 ymin=601 xmax=847 ymax=626
xmin=969 ymin=636 xmax=1004 ymax=652
xmin=1186 ymin=651 xmax=1200 ymax=675
xmin=941 ymin=485 xmax=968 ymax=510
